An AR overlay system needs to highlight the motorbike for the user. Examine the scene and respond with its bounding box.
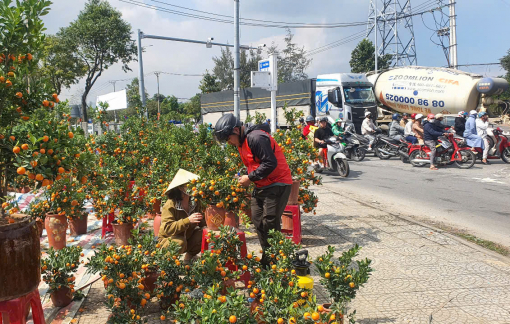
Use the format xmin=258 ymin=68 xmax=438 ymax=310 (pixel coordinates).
xmin=342 ymin=123 xmax=368 ymax=162
xmin=472 ymin=127 xmax=510 ymax=163
xmin=409 ymin=133 xmax=476 ymax=169
xmin=372 ymin=134 xmax=409 ymax=161
xmin=313 ymin=136 xmax=350 ymax=177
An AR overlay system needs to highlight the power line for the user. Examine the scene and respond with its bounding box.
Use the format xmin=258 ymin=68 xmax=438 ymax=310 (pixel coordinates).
xmin=456 ymin=63 xmax=501 ymax=67
xmin=305 ymin=31 xmax=367 ymax=57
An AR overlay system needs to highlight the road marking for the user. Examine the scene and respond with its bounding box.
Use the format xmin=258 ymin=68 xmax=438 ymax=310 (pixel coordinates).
xmin=472 ymin=177 xmax=506 ymax=184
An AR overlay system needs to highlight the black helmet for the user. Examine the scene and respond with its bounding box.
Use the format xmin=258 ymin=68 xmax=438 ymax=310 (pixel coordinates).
xmin=319 ymin=116 xmax=328 ymax=122
xmin=214 ymin=114 xmax=241 ymax=142
xmin=402 ymin=113 xmax=409 ymax=117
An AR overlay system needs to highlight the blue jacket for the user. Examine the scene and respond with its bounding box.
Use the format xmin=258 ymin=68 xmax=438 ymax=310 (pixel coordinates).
xmin=463 ymin=115 xmax=484 ymax=148
xmin=423 ymin=120 xmax=444 ymax=141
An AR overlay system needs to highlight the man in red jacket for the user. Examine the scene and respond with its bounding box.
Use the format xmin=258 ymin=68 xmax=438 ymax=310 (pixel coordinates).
xmin=215 ymin=114 xmax=292 ymax=265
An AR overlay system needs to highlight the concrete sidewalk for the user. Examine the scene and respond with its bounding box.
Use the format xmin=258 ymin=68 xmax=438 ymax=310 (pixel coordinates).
xmin=72 ymin=186 xmax=510 ymax=324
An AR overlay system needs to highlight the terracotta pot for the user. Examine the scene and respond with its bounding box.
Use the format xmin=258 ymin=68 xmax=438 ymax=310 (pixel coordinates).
xmin=249 ymin=299 xmax=265 ymax=324
xmin=142 ymin=270 xmax=159 ymax=293
xmin=50 ymin=286 xmax=73 ymax=307
xmin=148 ymin=199 xmax=162 ymax=219
xmin=0 ymin=214 xmax=40 ymax=302
xmin=36 ymin=218 xmax=44 ymax=237
xmin=220 ymin=278 xmax=235 ymax=295
xmin=45 ymin=213 xmax=68 ymax=250
xmin=160 ymin=293 xmax=180 ymax=310
xmin=287 ymin=180 xmax=300 ymax=205
xmin=69 ymin=213 xmax=88 ymax=236
xmin=205 ymin=205 xmax=225 ymax=230
xmin=224 ymin=211 xmax=238 ymax=228
xmin=111 ymin=222 xmax=134 ymax=246
xmin=153 ymin=213 xmax=161 ymax=237
xmin=282 ymin=210 xmax=293 ymax=231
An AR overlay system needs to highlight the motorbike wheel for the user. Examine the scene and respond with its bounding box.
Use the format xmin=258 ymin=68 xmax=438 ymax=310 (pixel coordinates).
xmin=400 ymin=155 xmax=409 ymax=163
xmin=374 ymin=143 xmax=391 ymax=160
xmin=454 ymin=150 xmax=476 ymax=169
xmin=335 ymin=158 xmax=350 ymax=177
xmin=352 ymin=147 xmax=365 ymax=162
xmin=502 ymin=147 xmax=510 ymax=163
xmin=313 ymin=163 xmax=323 ymax=174
xmin=409 ymin=150 xmax=428 ymax=167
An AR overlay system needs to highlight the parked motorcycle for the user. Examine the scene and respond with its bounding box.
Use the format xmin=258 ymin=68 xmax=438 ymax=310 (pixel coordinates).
xmin=343 ymin=123 xmax=368 ymax=162
xmin=313 ymin=136 xmax=350 ymax=177
xmin=373 ymin=134 xmax=409 ymax=160
xmin=471 ymin=127 xmax=510 ymax=163
xmin=409 ymin=133 xmax=476 ymax=169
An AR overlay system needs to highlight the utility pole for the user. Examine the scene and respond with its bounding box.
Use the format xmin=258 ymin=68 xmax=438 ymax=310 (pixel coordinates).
xmin=374 ymin=0 xmax=378 ymax=73
xmin=449 ymin=0 xmax=458 ymax=69
xmin=154 ymin=72 xmax=161 ymax=120
xmin=233 ymin=0 xmax=241 ymax=120
xmin=270 ymin=53 xmax=278 ymax=134
xmin=137 ymin=29 xmax=148 ymax=118
xmin=109 ymin=81 xmax=118 ymax=123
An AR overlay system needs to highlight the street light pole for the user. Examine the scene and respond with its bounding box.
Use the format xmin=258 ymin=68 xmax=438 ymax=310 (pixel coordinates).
xmin=155 ymin=72 xmax=161 ymax=120
xmin=233 ymin=0 xmax=240 ymax=120
xmin=110 ymin=81 xmax=118 ymax=123
xmin=374 ymin=0 xmax=378 ymax=73
xmin=137 ymin=29 xmax=148 ymax=118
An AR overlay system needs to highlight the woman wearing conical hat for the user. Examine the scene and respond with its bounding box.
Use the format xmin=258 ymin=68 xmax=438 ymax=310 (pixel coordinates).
xmin=158 ymin=169 xmax=205 ymax=263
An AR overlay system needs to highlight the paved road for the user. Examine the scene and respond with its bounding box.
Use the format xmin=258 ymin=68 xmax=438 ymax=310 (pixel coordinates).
xmin=319 ymin=154 xmax=510 ymax=248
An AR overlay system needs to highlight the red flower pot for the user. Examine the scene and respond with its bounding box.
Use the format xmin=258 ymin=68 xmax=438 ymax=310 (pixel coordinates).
xmin=205 ymin=205 xmax=225 ymax=230
xmin=287 ymin=180 xmax=300 ymax=205
xmin=50 ymin=286 xmax=73 ymax=308
xmin=153 ymin=213 xmax=162 ymax=237
xmin=69 ymin=213 xmax=88 ymax=236
xmin=111 ymin=222 xmax=134 ymax=246
xmin=45 ymin=213 xmax=68 ymax=250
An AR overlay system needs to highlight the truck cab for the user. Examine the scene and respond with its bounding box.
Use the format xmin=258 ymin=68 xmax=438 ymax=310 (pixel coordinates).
xmin=315 ymin=73 xmax=378 ymax=133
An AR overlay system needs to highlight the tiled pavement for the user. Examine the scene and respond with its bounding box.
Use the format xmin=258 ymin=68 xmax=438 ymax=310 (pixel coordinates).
xmin=72 ymin=187 xmax=510 ymax=323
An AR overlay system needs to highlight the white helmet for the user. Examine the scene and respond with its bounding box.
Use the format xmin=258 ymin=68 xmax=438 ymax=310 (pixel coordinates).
xmin=435 ymin=113 xmax=443 ymax=119
xmin=415 ymin=113 xmax=423 ymax=120
xmin=469 ymin=110 xmax=477 ymax=115
xmin=364 ymin=111 xmax=372 ymax=117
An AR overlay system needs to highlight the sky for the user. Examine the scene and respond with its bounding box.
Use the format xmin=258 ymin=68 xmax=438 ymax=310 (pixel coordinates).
xmin=42 ymin=0 xmax=510 ymax=105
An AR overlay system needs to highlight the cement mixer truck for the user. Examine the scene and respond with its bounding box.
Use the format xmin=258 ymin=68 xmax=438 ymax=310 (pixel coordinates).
xmin=201 ymin=66 xmax=508 ymax=133
xmin=367 ymin=66 xmax=508 ymax=123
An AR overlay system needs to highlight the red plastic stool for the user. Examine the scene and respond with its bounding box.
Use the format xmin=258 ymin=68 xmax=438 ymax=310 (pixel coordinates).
xmin=0 ymin=289 xmax=46 ymax=324
xmin=201 ymin=228 xmax=250 ymax=287
xmin=101 ymin=211 xmax=115 ymax=238
xmin=281 ymin=205 xmax=302 ymax=244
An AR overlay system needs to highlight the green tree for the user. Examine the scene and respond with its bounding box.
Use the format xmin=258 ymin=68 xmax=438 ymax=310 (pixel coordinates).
xmin=495 ymin=50 xmax=510 ymax=103
xmin=161 ymin=95 xmax=180 ymax=115
xmin=212 ymin=48 xmax=262 ymax=90
xmin=199 ymin=70 xmax=221 ymax=93
xmin=268 ymin=29 xmax=312 ymax=83
xmin=349 ymin=38 xmax=393 ymax=73
xmin=59 ymin=0 xmax=137 ymax=120
xmin=39 ymin=35 xmax=86 ymax=95
xmin=183 ymin=94 xmax=201 ymax=121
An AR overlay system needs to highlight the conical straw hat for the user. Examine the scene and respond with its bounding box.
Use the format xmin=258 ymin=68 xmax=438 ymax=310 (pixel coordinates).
xmin=164 ymin=169 xmax=199 ymax=194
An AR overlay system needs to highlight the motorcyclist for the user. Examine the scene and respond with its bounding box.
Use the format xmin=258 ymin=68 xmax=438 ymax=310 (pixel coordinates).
xmin=361 ymin=111 xmax=378 ymax=151
xmin=434 ymin=113 xmax=448 ymax=130
xmin=423 ymin=113 xmax=450 ymax=170
xmin=332 ymin=118 xmax=344 ymax=138
xmin=389 ymin=113 xmax=405 ymax=141
xmin=476 ymin=111 xmax=490 ymax=164
xmin=400 ymin=113 xmax=409 ymax=128
xmin=464 ymin=110 xmax=484 ymax=154
xmin=412 ymin=114 xmax=425 ymax=144
xmin=404 ymin=113 xmax=418 ymax=144
xmin=302 ymin=115 xmax=317 ymax=140
xmin=454 ymin=111 xmax=468 ymax=136
xmin=314 ymin=117 xmax=335 ymax=167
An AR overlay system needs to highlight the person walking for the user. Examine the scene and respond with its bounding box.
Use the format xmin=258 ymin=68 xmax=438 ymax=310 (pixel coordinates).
xmin=454 ymin=111 xmax=468 ymax=136
xmin=423 ymin=114 xmax=449 ymax=170
xmin=476 ymin=111 xmax=490 ymax=164
xmin=158 ymin=169 xmax=205 ymax=264
xmin=412 ymin=114 xmax=425 ymax=144
xmin=362 ymin=111 xmax=378 ymax=151
xmin=464 ymin=110 xmax=484 ymax=154
xmin=404 ymin=113 xmax=418 ymax=144
xmin=214 ymin=114 xmax=292 ymax=267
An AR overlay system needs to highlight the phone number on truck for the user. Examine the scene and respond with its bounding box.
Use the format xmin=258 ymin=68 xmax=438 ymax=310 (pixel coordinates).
xmin=385 ymin=94 xmax=445 ymax=108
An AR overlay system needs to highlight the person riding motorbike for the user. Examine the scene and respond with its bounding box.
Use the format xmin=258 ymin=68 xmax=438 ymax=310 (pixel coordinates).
xmin=389 ymin=113 xmax=405 ymax=141
xmin=404 ymin=113 xmax=418 ymax=144
xmin=464 ymin=110 xmax=484 ymax=154
xmin=423 ymin=113 xmax=450 ymax=170
xmin=361 ymin=111 xmax=378 ymax=151
xmin=454 ymin=111 xmax=468 ymax=136
xmin=400 ymin=113 xmax=409 ymax=128
xmin=476 ymin=111 xmax=490 ymax=164
xmin=412 ymin=114 xmax=425 ymax=144
xmin=302 ymin=115 xmax=317 ymax=140
xmin=314 ymin=117 xmax=335 ymax=167
xmin=332 ymin=118 xmax=344 ymax=138
xmin=434 ymin=113 xmax=448 ymax=130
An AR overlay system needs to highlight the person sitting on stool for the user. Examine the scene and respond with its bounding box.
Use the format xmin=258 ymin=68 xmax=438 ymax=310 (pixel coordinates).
xmin=158 ymin=169 xmax=205 ymax=264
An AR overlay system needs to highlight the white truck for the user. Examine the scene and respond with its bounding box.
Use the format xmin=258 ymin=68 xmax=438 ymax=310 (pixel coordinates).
xmin=200 ymin=67 xmax=508 ymax=132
